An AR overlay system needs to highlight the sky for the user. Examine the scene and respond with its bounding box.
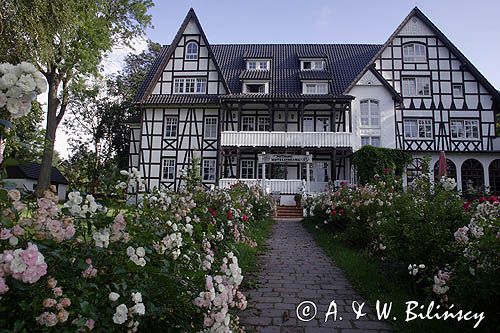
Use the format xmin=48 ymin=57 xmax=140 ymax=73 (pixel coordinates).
xmin=54 ymin=0 xmax=500 ymax=157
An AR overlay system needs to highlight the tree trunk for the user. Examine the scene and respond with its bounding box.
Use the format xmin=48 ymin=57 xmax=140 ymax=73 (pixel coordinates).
xmin=36 ymin=76 xmax=59 ymax=196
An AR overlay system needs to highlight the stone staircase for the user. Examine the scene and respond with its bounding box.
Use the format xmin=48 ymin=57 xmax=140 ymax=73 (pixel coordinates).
xmin=275 ymin=205 xmax=303 ymax=219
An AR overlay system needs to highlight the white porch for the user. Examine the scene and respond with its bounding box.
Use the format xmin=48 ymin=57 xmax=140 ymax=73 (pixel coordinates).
xmin=220 ymin=131 xmax=353 ymax=148
xmin=218 ymin=178 xmax=345 ymax=194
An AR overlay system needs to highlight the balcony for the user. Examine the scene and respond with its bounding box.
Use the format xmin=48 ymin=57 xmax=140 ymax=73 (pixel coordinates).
xmin=220 ymin=131 xmax=353 ymax=148
xmin=219 ymin=179 xmax=348 ymax=194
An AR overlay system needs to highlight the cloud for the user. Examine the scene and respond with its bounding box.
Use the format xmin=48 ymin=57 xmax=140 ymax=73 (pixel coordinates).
xmin=315 ymin=4 xmax=333 ymax=29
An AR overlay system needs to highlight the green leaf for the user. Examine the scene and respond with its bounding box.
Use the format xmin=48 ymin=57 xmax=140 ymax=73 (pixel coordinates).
xmin=2 ymin=157 xmax=19 ymax=167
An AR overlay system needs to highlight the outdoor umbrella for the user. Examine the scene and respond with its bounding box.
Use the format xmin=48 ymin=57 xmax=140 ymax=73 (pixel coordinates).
xmin=437 ymin=150 xmax=447 ymax=178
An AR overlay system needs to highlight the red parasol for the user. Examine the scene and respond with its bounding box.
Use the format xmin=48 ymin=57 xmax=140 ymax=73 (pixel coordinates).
xmin=437 ymin=151 xmax=447 ymax=179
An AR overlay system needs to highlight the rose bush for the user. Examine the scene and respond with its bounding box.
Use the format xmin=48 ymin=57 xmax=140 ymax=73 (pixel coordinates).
xmin=0 ymin=175 xmax=273 ymax=332
xmin=305 ymin=168 xmax=499 ymax=328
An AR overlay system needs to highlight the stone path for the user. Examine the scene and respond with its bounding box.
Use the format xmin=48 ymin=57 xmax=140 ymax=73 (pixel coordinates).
xmin=239 ymin=218 xmax=393 ymax=333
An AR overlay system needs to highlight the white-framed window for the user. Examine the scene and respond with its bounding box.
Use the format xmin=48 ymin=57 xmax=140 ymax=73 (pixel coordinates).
xmin=303 ymin=82 xmax=328 ymax=94
xmin=301 ymin=60 xmax=325 ymax=70
xmin=185 ymin=41 xmax=198 ymax=60
xmin=173 ymin=78 xmax=207 ymax=94
xmin=361 ymin=136 xmax=381 ymax=147
xmin=164 ymin=117 xmax=178 ymax=138
xmin=246 ymin=60 xmax=269 ymax=70
xmin=450 ymin=119 xmax=479 ymax=139
xmin=402 ymin=43 xmax=426 ymax=62
xmin=402 ymin=77 xmax=431 ymax=97
xmin=360 ymin=99 xmax=380 ymax=128
xmin=240 ymin=160 xmax=254 ymax=179
xmin=204 ymin=117 xmax=218 ymax=139
xmin=241 ymin=116 xmax=256 ymax=131
xmin=452 ymin=84 xmax=463 ymax=97
xmin=303 ymin=117 xmax=314 ymax=131
xmin=243 ymin=82 xmax=268 ymax=93
xmin=258 ymin=116 xmax=270 ymax=131
xmin=202 ymin=159 xmax=216 ymax=182
xmin=404 ymin=119 xmax=433 ymax=139
xmin=161 ymin=159 xmax=176 ymax=181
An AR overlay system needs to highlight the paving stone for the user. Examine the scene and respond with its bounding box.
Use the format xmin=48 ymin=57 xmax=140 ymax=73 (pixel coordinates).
xmin=239 ymin=219 xmax=393 ymax=332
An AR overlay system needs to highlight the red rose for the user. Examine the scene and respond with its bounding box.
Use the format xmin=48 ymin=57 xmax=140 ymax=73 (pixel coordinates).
xmin=227 ymin=210 xmax=233 ymax=220
xmin=479 ymin=196 xmax=486 ymax=203
xmin=488 ymin=195 xmax=498 ymax=203
xmin=242 ymin=214 xmax=249 ymax=222
xmin=338 ymin=208 xmax=345 ymax=215
xmin=331 ymin=210 xmax=337 ymax=216
xmin=463 ymin=201 xmax=472 ymax=211
xmin=208 ymin=208 xmax=217 ymax=217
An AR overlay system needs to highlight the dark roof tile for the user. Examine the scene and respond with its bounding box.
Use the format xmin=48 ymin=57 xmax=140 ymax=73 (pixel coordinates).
xmin=6 ymin=162 xmax=68 ymax=184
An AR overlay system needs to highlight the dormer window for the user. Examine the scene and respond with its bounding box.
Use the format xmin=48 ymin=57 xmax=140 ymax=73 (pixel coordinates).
xmin=402 ymin=43 xmax=426 ymax=62
xmin=246 ymin=60 xmax=270 ymax=70
xmin=243 ymin=81 xmax=269 ymax=94
xmin=185 ymin=41 xmax=198 ymax=60
xmin=303 ymin=82 xmax=328 ymax=94
xmin=301 ymin=60 xmax=325 ymax=70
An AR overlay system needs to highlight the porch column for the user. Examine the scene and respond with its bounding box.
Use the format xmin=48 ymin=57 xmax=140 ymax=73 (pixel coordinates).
xmin=261 ymin=152 xmax=266 ymax=191
xmin=306 ymin=151 xmax=311 ymax=192
xmin=237 ymin=103 xmax=242 ymax=131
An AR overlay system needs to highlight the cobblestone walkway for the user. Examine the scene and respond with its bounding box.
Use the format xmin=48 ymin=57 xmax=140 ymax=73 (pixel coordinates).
xmin=239 ymin=218 xmax=393 ymax=333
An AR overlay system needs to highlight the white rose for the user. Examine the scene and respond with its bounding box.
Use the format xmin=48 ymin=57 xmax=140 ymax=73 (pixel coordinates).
xmin=16 ymin=74 xmax=36 ymax=93
xmin=135 ymin=247 xmax=145 ymax=257
xmin=109 ymin=292 xmax=120 ymax=302
xmin=6 ymin=86 xmax=22 ymax=98
xmin=126 ymin=246 xmax=135 ymax=257
xmin=131 ymin=303 xmax=145 ymax=315
xmin=136 ymin=258 xmax=146 ymax=267
xmin=6 ymin=98 xmax=21 ymax=117
xmin=10 ymin=254 xmax=27 ymax=273
xmin=0 ymin=72 xmax=18 ymax=89
xmin=131 ymin=292 xmax=142 ymax=303
xmin=112 ymin=311 xmax=127 ymax=325
xmin=119 ymin=170 xmax=129 ymax=176
xmin=9 ymin=236 xmax=19 ymax=246
xmin=115 ymin=304 xmax=128 ymax=315
xmin=19 ymin=62 xmax=37 ymax=74
xmin=32 ymin=70 xmax=47 ymax=93
xmin=0 ymin=63 xmax=16 ymax=74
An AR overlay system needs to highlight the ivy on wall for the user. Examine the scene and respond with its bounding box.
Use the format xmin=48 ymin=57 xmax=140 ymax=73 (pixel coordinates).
xmin=352 ymin=146 xmax=412 ymax=184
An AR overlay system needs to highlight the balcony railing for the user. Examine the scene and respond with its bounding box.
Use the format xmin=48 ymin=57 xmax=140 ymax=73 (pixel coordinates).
xmin=220 ymin=131 xmax=352 ymax=148
xmin=219 ymin=178 xmax=333 ymax=194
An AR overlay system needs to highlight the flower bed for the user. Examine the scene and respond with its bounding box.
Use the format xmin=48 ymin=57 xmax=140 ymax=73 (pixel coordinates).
xmin=303 ymin=173 xmax=499 ymax=329
xmin=0 ymin=177 xmax=274 ymax=332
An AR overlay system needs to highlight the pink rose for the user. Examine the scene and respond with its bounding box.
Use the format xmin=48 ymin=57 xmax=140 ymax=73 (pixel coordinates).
xmin=20 ymin=246 xmax=40 ymax=266
xmin=43 ymin=298 xmax=57 ymax=308
xmin=53 ymin=287 xmax=63 ymax=297
xmin=22 ymin=263 xmax=47 ymax=284
xmin=59 ymin=297 xmax=71 ymax=308
xmin=65 ymin=225 xmax=76 ymax=239
xmin=36 ymin=311 xmax=58 ymax=327
xmin=0 ymin=228 xmax=12 ymax=240
xmin=85 ymin=319 xmax=95 ymax=330
xmin=47 ymin=220 xmax=62 ymax=234
xmin=47 ymin=277 xmax=57 ymax=288
xmin=12 ymin=225 xmax=24 ymax=236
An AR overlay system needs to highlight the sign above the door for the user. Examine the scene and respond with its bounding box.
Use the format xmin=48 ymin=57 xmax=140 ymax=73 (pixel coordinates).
xmin=258 ymin=154 xmax=312 ymax=164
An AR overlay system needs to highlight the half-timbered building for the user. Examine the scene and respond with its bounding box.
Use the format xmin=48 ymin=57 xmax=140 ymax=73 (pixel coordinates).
xmin=129 ymin=7 xmax=500 ymax=198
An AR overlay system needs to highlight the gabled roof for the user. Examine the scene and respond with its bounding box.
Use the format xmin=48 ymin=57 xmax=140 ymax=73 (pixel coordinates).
xmin=134 ymin=8 xmax=230 ymax=103
xmin=344 ymin=7 xmax=500 ymax=109
xmin=366 ymin=65 xmax=403 ymax=102
xmin=6 ymin=162 xmax=68 ymax=185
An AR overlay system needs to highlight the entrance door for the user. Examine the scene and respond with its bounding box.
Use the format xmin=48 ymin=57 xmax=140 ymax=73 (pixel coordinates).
xmin=303 ymin=117 xmax=314 ymax=131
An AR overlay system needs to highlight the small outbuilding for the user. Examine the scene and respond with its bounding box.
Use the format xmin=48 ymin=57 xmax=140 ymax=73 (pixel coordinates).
xmin=5 ymin=162 xmax=69 ymax=201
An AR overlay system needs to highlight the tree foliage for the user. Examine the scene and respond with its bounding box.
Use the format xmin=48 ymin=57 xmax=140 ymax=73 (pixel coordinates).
xmin=0 ymin=0 xmax=153 ymax=194
xmin=63 ymin=41 xmax=161 ymax=193
xmin=352 ymin=145 xmax=412 ymax=185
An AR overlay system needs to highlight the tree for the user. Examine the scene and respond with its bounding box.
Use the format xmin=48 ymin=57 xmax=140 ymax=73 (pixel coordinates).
xmin=0 ymin=0 xmax=153 ymax=195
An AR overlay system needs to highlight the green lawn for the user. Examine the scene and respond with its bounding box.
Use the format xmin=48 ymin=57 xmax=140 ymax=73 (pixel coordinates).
xmin=302 ymin=216 xmax=461 ymax=333
xmin=236 ymin=217 xmax=274 ymax=288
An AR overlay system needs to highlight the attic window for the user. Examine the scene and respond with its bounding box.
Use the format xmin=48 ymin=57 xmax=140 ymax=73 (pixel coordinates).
xmin=402 ymin=43 xmax=426 ymax=62
xmin=301 ymin=60 xmax=324 ymax=70
xmin=185 ymin=41 xmax=198 ymax=60
xmin=303 ymin=82 xmax=328 ymax=94
xmin=243 ymin=81 xmax=269 ymax=94
xmin=247 ymin=60 xmax=269 ymax=70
